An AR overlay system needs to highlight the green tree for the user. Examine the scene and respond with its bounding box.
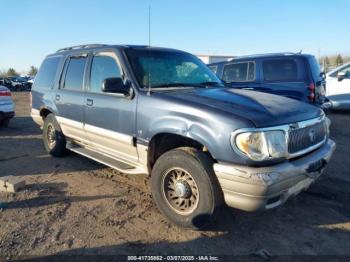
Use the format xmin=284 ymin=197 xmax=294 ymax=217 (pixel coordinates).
xmin=336 ymin=54 xmax=344 ymax=66
xmin=28 ymin=65 xmax=38 ymax=76
xmin=7 ymin=68 xmax=18 ymax=77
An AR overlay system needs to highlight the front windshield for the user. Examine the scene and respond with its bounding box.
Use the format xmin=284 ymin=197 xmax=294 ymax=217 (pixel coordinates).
xmin=125 ymin=48 xmax=223 ymax=88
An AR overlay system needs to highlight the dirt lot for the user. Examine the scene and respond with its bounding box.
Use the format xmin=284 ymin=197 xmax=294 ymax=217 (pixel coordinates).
xmin=0 ymin=92 xmax=350 ymax=259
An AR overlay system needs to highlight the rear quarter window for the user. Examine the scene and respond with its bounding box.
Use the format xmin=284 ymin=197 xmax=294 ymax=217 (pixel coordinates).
xmin=33 ymin=57 xmax=61 ymax=89
xmin=262 ymin=59 xmax=299 ymax=82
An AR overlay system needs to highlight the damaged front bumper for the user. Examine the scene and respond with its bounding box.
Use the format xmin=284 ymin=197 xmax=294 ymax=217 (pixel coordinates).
xmin=213 ymin=139 xmax=336 ymax=211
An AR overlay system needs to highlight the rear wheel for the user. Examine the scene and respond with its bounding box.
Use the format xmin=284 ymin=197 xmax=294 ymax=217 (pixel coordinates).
xmin=43 ymin=114 xmax=68 ymax=157
xmin=150 ymin=147 xmax=223 ymax=229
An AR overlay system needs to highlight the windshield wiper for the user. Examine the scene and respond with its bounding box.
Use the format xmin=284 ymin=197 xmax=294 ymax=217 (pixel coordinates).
xmin=198 ymin=81 xmax=223 ymax=87
xmin=149 ymin=82 xmax=223 ymax=89
xmin=150 ymin=83 xmax=190 ymax=88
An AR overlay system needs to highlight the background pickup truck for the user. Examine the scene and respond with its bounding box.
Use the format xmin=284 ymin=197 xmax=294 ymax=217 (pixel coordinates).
xmin=31 ymin=44 xmax=335 ymax=229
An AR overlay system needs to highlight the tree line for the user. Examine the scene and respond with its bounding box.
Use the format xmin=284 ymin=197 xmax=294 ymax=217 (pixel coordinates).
xmin=0 ymin=66 xmax=38 ymax=77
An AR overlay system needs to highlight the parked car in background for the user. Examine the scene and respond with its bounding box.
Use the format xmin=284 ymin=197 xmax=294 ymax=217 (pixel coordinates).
xmin=326 ymin=62 xmax=350 ymax=109
xmin=27 ymin=76 xmax=35 ymax=84
xmin=0 ymin=85 xmax=15 ymax=127
xmin=8 ymin=76 xmax=31 ymax=91
xmin=208 ymin=53 xmax=327 ymax=107
xmin=31 ymin=44 xmax=335 ymax=229
xmin=0 ymin=77 xmax=13 ymax=89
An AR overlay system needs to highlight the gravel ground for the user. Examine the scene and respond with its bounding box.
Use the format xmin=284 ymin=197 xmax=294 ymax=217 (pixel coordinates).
xmin=0 ymin=92 xmax=350 ymax=260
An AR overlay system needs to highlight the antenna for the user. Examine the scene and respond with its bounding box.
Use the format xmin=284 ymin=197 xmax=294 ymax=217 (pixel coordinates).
xmin=148 ymin=5 xmax=151 ymax=47
xmin=147 ymin=5 xmax=152 ymax=96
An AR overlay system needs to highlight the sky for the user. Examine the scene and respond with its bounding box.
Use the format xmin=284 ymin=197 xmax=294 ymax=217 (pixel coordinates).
xmin=1 ymin=0 xmax=349 ymax=72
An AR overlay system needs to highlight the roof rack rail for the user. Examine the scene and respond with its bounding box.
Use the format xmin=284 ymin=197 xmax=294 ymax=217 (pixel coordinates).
xmin=232 ymin=52 xmax=297 ymax=59
xmin=56 ymin=44 xmax=108 ymax=53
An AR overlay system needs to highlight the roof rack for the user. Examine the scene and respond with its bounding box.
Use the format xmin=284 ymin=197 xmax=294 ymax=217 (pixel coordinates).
xmin=232 ymin=52 xmax=298 ymax=59
xmin=56 ymin=44 xmax=108 ymax=53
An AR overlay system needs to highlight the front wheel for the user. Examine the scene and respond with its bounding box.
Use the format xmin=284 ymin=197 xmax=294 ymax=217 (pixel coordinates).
xmin=150 ymin=147 xmax=223 ymax=229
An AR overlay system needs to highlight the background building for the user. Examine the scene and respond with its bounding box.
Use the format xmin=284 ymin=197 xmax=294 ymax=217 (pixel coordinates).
xmin=196 ymin=54 xmax=235 ymax=64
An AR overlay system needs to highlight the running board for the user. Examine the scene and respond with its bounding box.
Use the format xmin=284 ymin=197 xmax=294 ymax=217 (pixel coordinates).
xmin=66 ymin=143 xmax=147 ymax=175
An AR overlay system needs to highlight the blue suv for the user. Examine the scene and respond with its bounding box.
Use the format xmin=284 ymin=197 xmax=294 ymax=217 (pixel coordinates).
xmin=208 ymin=53 xmax=327 ymax=106
xmin=31 ymin=45 xmax=335 ymax=229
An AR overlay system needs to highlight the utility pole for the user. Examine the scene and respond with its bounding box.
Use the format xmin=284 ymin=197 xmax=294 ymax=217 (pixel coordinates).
xmin=148 ymin=5 xmax=151 ymax=47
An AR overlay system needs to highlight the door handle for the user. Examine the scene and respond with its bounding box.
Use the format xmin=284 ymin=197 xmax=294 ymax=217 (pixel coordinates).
xmin=86 ymin=98 xmax=93 ymax=106
xmin=55 ymin=94 xmax=60 ymax=101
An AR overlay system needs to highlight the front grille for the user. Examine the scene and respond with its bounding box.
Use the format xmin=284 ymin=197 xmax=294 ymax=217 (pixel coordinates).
xmin=288 ymin=120 xmax=326 ymax=154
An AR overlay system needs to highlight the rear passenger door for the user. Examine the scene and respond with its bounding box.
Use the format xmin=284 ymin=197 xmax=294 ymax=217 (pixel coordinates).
xmin=84 ymin=50 xmax=138 ymax=162
xmin=55 ymin=54 xmax=88 ymax=143
xmin=222 ymin=61 xmax=258 ymax=90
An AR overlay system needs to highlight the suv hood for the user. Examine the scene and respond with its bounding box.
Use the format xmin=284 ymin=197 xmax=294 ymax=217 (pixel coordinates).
xmin=158 ymin=87 xmax=323 ymax=127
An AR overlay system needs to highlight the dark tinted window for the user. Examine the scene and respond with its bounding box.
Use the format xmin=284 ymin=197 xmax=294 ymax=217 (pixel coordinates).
xmin=34 ymin=57 xmax=61 ymax=89
xmin=223 ymin=62 xmax=255 ymax=82
xmin=90 ymin=55 xmax=122 ymax=93
xmin=263 ymin=59 xmax=297 ymax=81
xmin=63 ymin=56 xmax=87 ymax=90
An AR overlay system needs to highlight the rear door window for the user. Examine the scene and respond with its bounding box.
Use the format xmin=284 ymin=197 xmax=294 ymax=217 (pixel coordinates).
xmin=63 ymin=56 xmax=87 ymax=91
xmin=262 ymin=59 xmax=298 ymax=81
xmin=223 ymin=62 xmax=255 ymax=82
xmin=34 ymin=56 xmax=61 ymax=89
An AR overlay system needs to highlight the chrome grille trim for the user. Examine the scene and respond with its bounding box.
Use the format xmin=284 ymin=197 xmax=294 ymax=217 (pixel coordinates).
xmin=287 ymin=115 xmax=327 ymax=158
xmin=288 ymin=121 xmax=326 ymax=154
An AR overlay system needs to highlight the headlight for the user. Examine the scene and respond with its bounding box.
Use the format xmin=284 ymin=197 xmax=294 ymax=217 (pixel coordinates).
xmin=234 ymin=130 xmax=287 ymax=161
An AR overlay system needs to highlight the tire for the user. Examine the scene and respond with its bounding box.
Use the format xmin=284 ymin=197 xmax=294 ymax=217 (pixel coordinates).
xmin=0 ymin=118 xmax=10 ymax=127
xmin=150 ymin=147 xmax=223 ymax=229
xmin=43 ymin=114 xmax=68 ymax=157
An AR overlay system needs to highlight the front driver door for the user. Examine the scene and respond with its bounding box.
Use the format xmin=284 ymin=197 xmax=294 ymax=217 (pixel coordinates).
xmin=84 ymin=50 xmax=138 ymax=163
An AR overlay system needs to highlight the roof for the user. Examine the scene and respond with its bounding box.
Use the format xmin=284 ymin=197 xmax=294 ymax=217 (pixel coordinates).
xmin=49 ymin=44 xmax=186 ymax=57
xmin=208 ymin=52 xmax=313 ymax=65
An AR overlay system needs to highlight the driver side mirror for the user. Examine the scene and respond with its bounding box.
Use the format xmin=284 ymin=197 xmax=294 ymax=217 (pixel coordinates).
xmin=102 ymin=77 xmax=133 ymax=98
xmin=337 ymin=72 xmax=346 ymax=82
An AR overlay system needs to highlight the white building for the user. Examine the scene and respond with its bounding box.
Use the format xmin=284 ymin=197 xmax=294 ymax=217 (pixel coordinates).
xmin=196 ymin=54 xmax=235 ymax=64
